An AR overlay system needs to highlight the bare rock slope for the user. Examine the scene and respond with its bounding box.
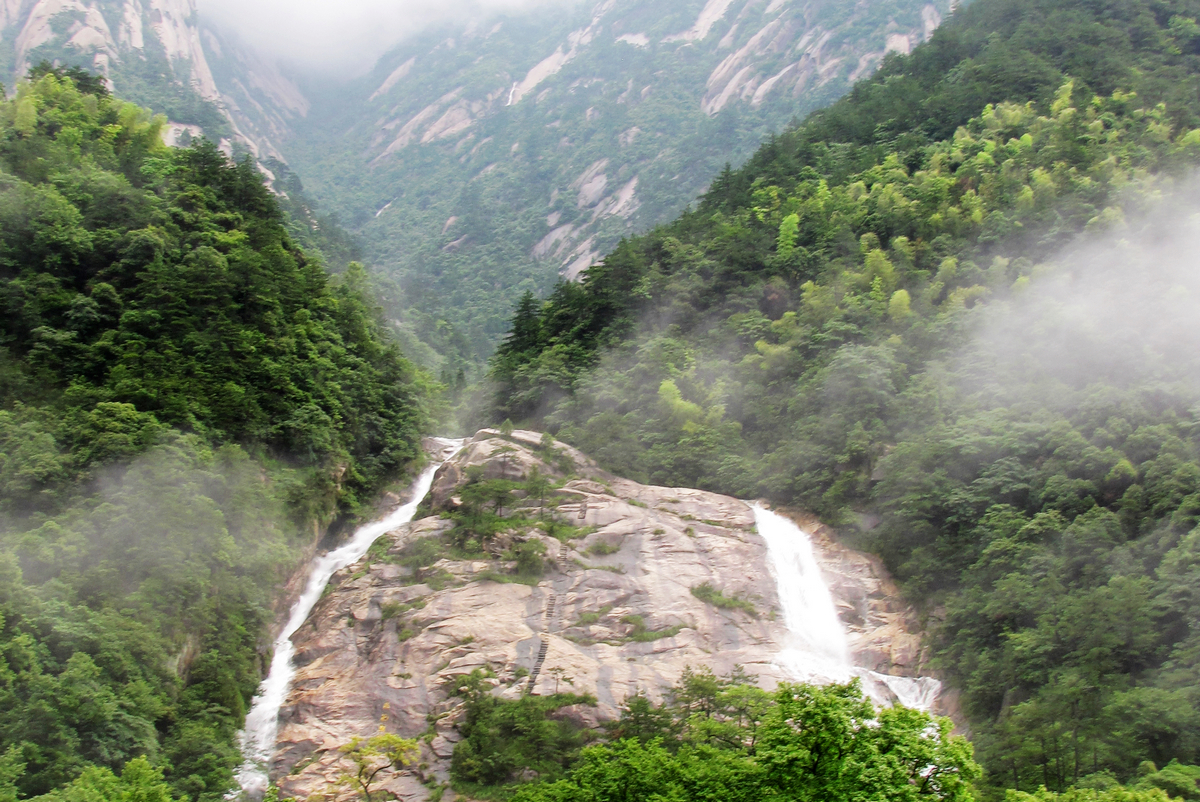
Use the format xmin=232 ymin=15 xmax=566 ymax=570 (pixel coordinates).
xmin=274 ymin=430 xmax=930 ymax=800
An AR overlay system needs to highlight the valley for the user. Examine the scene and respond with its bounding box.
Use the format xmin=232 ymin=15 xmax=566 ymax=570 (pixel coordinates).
xmin=281 ymin=0 xmax=951 ymax=368
xmin=3 ymin=0 xmax=1200 ymax=799
xmin=0 ymin=0 xmax=954 ymax=372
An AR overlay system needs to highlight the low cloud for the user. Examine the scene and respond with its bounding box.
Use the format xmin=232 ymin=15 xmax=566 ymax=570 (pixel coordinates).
xmin=197 ymin=0 xmax=582 ymax=75
xmin=959 ymin=178 xmax=1200 ymax=405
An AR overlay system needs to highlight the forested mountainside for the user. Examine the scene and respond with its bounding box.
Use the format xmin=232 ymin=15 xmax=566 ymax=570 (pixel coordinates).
xmin=0 ymin=70 xmax=433 ymax=801
xmin=0 ymin=0 xmax=961 ymax=380
xmin=284 ymin=0 xmax=951 ymax=374
xmin=492 ymin=0 xmax=1200 ymax=790
xmin=0 ymin=0 xmax=307 ymax=162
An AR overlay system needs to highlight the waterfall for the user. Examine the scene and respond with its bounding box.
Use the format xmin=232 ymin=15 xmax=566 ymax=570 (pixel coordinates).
xmin=752 ymin=504 xmax=853 ymax=683
xmin=751 ymin=504 xmax=942 ymax=711
xmin=234 ymin=440 xmax=460 ymax=798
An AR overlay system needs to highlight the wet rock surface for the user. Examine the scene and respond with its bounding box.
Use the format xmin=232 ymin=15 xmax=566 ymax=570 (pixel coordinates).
xmin=273 ymin=430 xmax=937 ymax=800
xmin=779 ymin=509 xmax=931 ymax=677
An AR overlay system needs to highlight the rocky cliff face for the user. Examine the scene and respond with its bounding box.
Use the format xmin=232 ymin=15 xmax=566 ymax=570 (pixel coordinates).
xmin=2 ymin=0 xmax=211 ymax=93
xmin=282 ymin=0 xmax=953 ymax=364
xmin=0 ymin=0 xmax=304 ymax=159
xmin=271 ymin=430 xmax=938 ymax=801
xmin=298 ymin=0 xmax=949 ymax=278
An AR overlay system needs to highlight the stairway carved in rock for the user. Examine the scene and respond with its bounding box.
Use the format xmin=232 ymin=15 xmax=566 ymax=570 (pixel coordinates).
xmin=526 ymin=546 xmax=571 ymax=693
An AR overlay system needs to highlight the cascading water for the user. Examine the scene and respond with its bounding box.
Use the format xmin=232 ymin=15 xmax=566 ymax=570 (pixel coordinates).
xmin=752 ymin=504 xmax=853 ymax=684
xmin=752 ymin=504 xmax=942 ymax=710
xmin=234 ymin=440 xmax=461 ymax=799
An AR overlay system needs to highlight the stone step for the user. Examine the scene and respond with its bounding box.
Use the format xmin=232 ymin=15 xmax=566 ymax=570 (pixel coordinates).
xmin=526 ymin=637 xmax=551 ymax=692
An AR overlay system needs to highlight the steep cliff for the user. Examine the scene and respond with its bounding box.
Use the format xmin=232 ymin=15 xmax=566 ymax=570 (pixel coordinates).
xmin=271 ymin=430 xmax=938 ymax=800
xmin=0 ymin=0 xmax=305 ymax=159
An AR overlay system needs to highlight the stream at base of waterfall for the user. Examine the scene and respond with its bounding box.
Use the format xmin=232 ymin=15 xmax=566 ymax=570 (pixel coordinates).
xmin=751 ymin=503 xmax=942 ymax=711
xmin=233 ymin=438 xmax=463 ymax=799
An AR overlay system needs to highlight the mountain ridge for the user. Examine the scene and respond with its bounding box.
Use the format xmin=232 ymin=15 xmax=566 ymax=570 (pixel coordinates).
xmin=2 ymin=0 xmax=954 ymax=375
xmin=0 ymin=0 xmax=308 ymax=161
xmin=280 ymin=0 xmax=951 ymax=368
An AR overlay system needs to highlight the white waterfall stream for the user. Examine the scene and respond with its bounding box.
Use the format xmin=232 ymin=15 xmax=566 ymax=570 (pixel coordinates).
xmin=752 ymin=504 xmax=942 ymax=711
xmin=230 ymin=443 xmax=936 ymax=798
xmin=233 ymin=441 xmax=460 ymax=798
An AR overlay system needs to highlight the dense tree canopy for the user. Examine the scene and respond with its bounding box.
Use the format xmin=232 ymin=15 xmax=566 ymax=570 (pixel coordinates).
xmin=443 ymin=667 xmax=978 ymax=802
xmin=491 ymin=0 xmax=1200 ymax=792
xmin=0 ymin=70 xmax=434 ymax=800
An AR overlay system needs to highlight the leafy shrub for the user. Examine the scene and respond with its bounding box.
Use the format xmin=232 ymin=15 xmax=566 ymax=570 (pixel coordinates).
xmin=513 ymin=539 xmax=548 ymax=578
xmin=449 ymin=670 xmax=595 ymax=790
xmin=691 ymin=583 xmax=757 ymax=617
xmin=619 ymin=615 xmax=685 ymax=642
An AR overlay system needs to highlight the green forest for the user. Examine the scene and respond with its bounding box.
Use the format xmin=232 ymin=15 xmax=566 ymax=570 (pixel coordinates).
xmin=10 ymin=0 xmax=1200 ymax=795
xmin=449 ymin=666 xmax=980 ymax=802
xmin=284 ymin=0 xmax=948 ymax=385
xmin=491 ymin=0 xmax=1200 ymax=793
xmin=0 ymin=67 xmax=433 ymax=801
xmin=443 ymin=664 xmax=1200 ymax=802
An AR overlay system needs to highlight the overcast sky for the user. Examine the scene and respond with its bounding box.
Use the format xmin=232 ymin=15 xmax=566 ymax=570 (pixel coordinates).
xmin=197 ymin=0 xmax=581 ymax=75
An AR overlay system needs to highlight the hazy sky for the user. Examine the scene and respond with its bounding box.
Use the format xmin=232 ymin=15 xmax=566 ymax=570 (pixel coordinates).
xmin=197 ymin=0 xmax=581 ymax=74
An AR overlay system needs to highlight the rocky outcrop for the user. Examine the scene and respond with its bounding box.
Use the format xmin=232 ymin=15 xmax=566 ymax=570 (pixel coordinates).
xmin=270 ymin=430 xmax=940 ymax=801
xmin=0 ymin=0 xmax=304 ymax=162
xmin=199 ymin=25 xmax=309 ymax=163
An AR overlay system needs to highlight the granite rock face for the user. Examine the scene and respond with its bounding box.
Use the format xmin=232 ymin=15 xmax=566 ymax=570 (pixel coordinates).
xmin=782 ymin=509 xmax=931 ymax=676
xmin=272 ymin=430 xmax=935 ymax=801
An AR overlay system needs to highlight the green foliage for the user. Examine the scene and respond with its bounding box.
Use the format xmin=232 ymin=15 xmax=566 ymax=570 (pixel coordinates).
xmin=491 ymin=0 xmax=1200 ymax=791
xmin=262 ymin=784 xmax=297 ymax=802
xmin=30 ymin=756 xmax=174 ymax=802
xmin=618 ymin=615 xmax=684 ymax=643
xmin=445 ymin=667 xmax=976 ymax=801
xmin=26 ymin=62 xmax=108 ymax=99
xmin=690 ymin=583 xmax=757 ymax=617
xmin=1005 ymin=785 xmax=1175 ymax=802
xmin=262 ymin=158 xmax=365 ymax=275
xmin=338 ymin=733 xmax=419 ymax=801
xmin=0 ymin=70 xmax=433 ymax=800
xmin=0 ymin=71 xmax=433 ymax=514
xmin=450 ymin=474 xmax=527 ymax=550
xmin=19 ymin=47 xmax=226 ymax=137
xmin=510 ymin=673 xmax=978 ymax=802
xmin=571 ymin=607 xmax=609 ymax=633
xmin=1138 ymin=761 xmax=1200 ymax=800
xmin=448 ymin=670 xmax=595 ymax=791
xmin=395 ymin=536 xmax=447 ymax=575
xmin=511 ymin=539 xmax=548 ymax=579
xmin=586 ymin=541 xmax=619 ymax=556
